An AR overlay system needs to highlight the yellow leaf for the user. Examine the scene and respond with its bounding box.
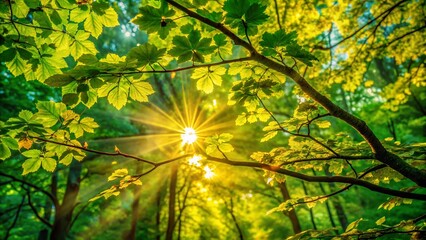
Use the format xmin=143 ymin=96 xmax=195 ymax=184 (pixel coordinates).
xmin=315 ymin=120 xmax=331 ymax=128
xmin=19 ymin=137 xmax=33 ymax=150
xmin=114 ymin=145 xmax=120 ymax=153
xmin=132 ymin=179 xmax=142 ymax=186
xmin=306 ymin=201 xmax=316 ymax=208
xmin=375 ymin=216 xmax=386 ymax=225
xmin=108 ymin=168 xmax=128 ymax=181
xmin=364 ymin=80 xmax=374 ymax=88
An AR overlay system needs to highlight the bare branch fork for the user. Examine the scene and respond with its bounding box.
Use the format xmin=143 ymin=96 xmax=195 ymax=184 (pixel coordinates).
xmin=164 ymin=0 xmax=426 ymax=187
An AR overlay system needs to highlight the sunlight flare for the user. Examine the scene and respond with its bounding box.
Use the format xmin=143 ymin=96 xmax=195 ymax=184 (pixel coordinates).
xmin=188 ymin=155 xmax=202 ymax=166
xmin=181 ymin=127 xmax=197 ymax=145
xmin=204 ymin=166 xmax=215 ymax=179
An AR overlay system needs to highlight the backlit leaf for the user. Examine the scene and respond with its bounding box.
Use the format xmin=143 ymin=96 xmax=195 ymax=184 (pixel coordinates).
xmin=42 ymin=157 xmax=57 ymax=172
xmin=108 ymin=168 xmax=129 ymax=181
xmin=131 ymin=1 xmax=176 ymax=39
xmin=129 ymin=81 xmax=154 ymax=102
xmin=22 ymin=157 xmax=42 ymax=175
xmin=0 ymin=142 xmax=11 ymax=160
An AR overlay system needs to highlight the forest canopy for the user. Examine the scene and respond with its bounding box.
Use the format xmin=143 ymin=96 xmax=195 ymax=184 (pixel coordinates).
xmin=0 ymin=0 xmax=425 ymax=239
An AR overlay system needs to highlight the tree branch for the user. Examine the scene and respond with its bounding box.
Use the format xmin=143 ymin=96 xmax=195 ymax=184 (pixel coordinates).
xmin=33 ymin=136 xmax=157 ymax=166
xmin=24 ymin=187 xmax=53 ymax=228
xmin=203 ymin=155 xmax=426 ymax=200
xmin=279 ymin=155 xmax=375 ymax=166
xmin=374 ymin=25 xmax=426 ymax=49
xmin=97 ymin=57 xmax=253 ymax=76
xmin=290 ymin=164 xmax=387 ymax=206
xmin=166 ymin=0 xmax=426 ymax=187
xmin=4 ymin=195 xmax=25 ymax=240
xmin=0 ymin=172 xmax=58 ymax=208
xmin=313 ymin=0 xmax=409 ymax=50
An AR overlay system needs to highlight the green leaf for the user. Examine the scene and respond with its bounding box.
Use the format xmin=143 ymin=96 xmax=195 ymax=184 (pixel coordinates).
xmin=83 ymin=5 xmax=118 ymax=38
xmin=56 ymin=0 xmax=74 ymax=8
xmin=223 ymin=0 xmax=268 ymax=36
xmin=244 ymin=3 xmax=268 ymax=26
xmin=89 ymin=78 xmax=104 ymax=88
xmin=1 ymin=137 xmax=19 ymax=150
xmin=70 ymin=5 xmax=90 ymax=23
xmin=22 ymin=149 xmax=41 ymax=158
xmin=192 ymin=66 xmax=226 ymax=93
xmin=127 ymin=43 xmax=166 ymax=67
xmin=131 ymin=1 xmax=176 ymax=39
xmin=98 ymin=81 xmax=130 ymax=110
xmin=36 ymin=56 xmax=68 ymax=82
xmin=68 ymin=117 xmax=99 ymax=138
xmin=5 ymin=54 xmax=27 ymax=77
xmin=45 ymin=74 xmax=75 ymax=87
xmin=168 ymin=36 xmax=192 ymax=62
xmin=50 ymin=32 xmax=72 ymax=55
xmin=0 ymin=142 xmax=11 ymax=160
xmin=260 ymin=30 xmax=297 ymax=53
xmin=42 ymin=157 xmax=57 ymax=172
xmin=205 ymin=133 xmax=234 ymax=156
xmin=196 ymin=9 xmax=222 ymax=22
xmin=22 ymin=157 xmax=42 ymax=175
xmin=62 ymin=93 xmax=79 ymax=105
xmin=100 ymin=7 xmax=119 ymax=27
xmin=169 ymin=30 xmax=215 ymax=63
xmin=84 ymin=12 xmax=103 ymax=38
xmin=59 ymin=153 xmax=73 ymax=166
xmin=285 ymin=43 xmax=318 ymax=67
xmin=0 ymin=48 xmax=17 ymax=62
xmin=108 ymin=83 xmax=129 ymax=110
xmin=223 ymin=0 xmax=250 ymax=20
xmin=79 ymin=54 xmax=99 ymax=65
xmin=33 ymin=11 xmax=52 ymax=29
xmin=77 ymin=84 xmax=90 ymax=93
xmin=19 ymin=110 xmax=34 ymax=121
xmin=49 ymin=11 xmax=63 ymax=25
xmin=129 ymin=81 xmax=154 ymax=102
xmin=70 ymin=30 xmax=98 ymax=60
xmin=35 ymin=101 xmax=67 ymax=127
xmin=12 ymin=0 xmax=30 ymax=18
xmin=213 ymin=34 xmax=227 ymax=47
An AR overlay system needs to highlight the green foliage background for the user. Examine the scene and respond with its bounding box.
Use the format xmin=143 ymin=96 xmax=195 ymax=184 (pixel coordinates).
xmin=0 ymin=0 xmax=425 ymax=239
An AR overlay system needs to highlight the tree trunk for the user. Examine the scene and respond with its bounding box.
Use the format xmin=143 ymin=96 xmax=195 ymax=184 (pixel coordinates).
xmin=331 ymin=197 xmax=349 ymax=230
xmin=155 ymin=185 xmax=163 ymax=240
xmin=166 ymin=164 xmax=178 ymax=240
xmin=301 ymin=182 xmax=317 ymax=230
xmin=229 ymin=199 xmax=244 ymax=240
xmin=324 ymin=167 xmax=349 ymax=229
xmin=278 ymin=182 xmax=302 ymax=234
xmin=50 ymin=161 xmax=82 ymax=240
xmin=38 ymin=172 xmax=57 ymax=240
xmin=312 ymin=170 xmax=338 ymax=233
xmin=125 ymin=164 xmax=143 ymax=240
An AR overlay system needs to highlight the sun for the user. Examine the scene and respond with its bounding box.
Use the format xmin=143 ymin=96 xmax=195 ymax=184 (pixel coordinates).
xmin=181 ymin=127 xmax=197 ymax=145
